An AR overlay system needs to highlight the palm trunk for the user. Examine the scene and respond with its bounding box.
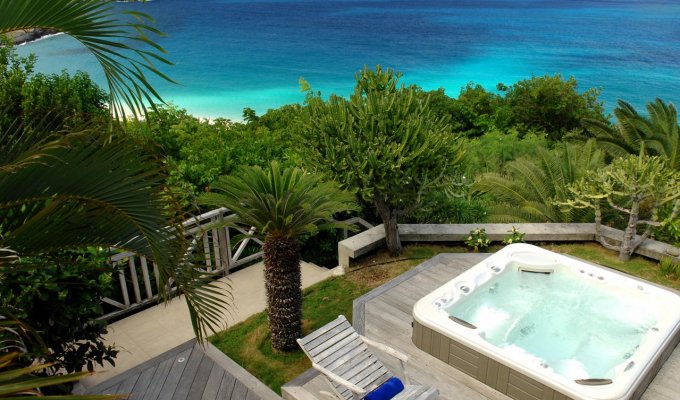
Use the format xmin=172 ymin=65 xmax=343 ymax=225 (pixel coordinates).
xmin=373 ymin=191 xmax=402 ymax=256
xmin=263 ymin=235 xmax=302 ymax=351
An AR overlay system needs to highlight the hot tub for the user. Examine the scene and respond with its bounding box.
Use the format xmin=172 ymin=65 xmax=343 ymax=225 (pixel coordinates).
xmin=412 ymin=244 xmax=680 ymax=400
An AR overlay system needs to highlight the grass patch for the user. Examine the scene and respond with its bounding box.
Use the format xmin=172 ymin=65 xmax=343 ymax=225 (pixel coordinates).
xmin=212 ymin=241 xmax=679 ymax=393
xmin=211 ymin=277 xmax=369 ymax=393
xmin=543 ymin=242 xmax=680 ymax=291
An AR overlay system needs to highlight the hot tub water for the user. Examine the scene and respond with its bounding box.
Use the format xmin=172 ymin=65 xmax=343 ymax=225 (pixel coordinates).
xmin=446 ymin=267 xmax=657 ymax=380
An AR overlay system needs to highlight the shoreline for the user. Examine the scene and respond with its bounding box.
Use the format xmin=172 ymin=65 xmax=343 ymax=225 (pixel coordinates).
xmin=6 ymin=29 xmax=59 ymax=45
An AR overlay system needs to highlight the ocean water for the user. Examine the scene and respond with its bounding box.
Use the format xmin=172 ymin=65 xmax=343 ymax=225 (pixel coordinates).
xmin=17 ymin=0 xmax=680 ymax=120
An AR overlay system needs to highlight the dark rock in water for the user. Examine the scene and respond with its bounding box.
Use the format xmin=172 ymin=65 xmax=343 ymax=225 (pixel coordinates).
xmin=6 ymin=28 xmax=59 ymax=45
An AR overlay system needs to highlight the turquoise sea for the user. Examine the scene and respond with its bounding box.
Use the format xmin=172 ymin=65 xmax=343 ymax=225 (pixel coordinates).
xmin=18 ymin=0 xmax=680 ymax=120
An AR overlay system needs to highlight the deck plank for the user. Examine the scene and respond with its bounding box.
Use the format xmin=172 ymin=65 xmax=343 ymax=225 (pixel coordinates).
xmin=171 ymin=345 xmax=205 ymax=400
xmin=82 ymin=339 xmax=281 ymax=400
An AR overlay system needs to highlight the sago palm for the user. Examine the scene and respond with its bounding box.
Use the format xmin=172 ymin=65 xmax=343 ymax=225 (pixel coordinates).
xmin=473 ymin=140 xmax=604 ymax=222
xmin=199 ymin=162 xmax=357 ymax=351
xmin=582 ymin=98 xmax=679 ymax=170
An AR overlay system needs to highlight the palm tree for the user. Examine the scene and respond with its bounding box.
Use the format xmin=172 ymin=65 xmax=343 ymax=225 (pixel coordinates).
xmin=0 ymin=1 xmax=228 ymax=344
xmin=582 ymin=98 xmax=679 ymax=170
xmin=199 ymin=162 xmax=357 ymax=351
xmin=473 ymin=140 xmax=604 ymax=222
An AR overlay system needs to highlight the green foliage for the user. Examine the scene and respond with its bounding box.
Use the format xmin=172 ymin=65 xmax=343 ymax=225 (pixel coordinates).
xmin=299 ymin=65 xmax=463 ymax=254
xmin=461 ymin=129 xmax=549 ymax=174
xmin=0 ymin=250 xmax=118 ymax=376
xmin=465 ymin=228 xmax=490 ymax=251
xmin=423 ymin=84 xmax=500 ymax=138
xmin=656 ymin=202 xmax=680 ymax=246
xmin=21 ymin=71 xmax=108 ymax=130
xmin=496 ymin=74 xmax=606 ymax=140
xmin=0 ymin=36 xmax=35 ymax=132
xmin=0 ymin=41 xmax=107 ymax=133
xmin=582 ymin=98 xmax=679 ymax=170
xmin=0 ymin=0 xmax=174 ymax=119
xmin=474 ymin=140 xmax=605 ymax=222
xmin=199 ymin=162 xmax=357 ymax=241
xmin=127 ymin=105 xmax=299 ymax=205
xmin=564 ymin=154 xmax=680 ymax=260
xmin=299 ymin=229 xmax=345 ymax=268
xmin=659 ymin=257 xmax=680 ymax=279
xmin=502 ymin=226 xmax=525 ymax=244
xmin=0 ymin=123 xmax=230 ymax=343
xmin=404 ymin=191 xmax=487 ymax=224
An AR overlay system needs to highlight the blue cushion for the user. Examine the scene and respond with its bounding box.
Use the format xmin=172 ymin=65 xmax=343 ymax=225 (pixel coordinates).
xmin=364 ymin=377 xmax=404 ymax=400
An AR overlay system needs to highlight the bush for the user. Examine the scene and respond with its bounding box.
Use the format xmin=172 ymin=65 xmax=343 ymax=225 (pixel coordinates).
xmin=405 ymin=191 xmax=487 ymax=224
xmin=496 ymin=74 xmax=606 ymax=140
xmin=299 ymin=229 xmax=346 ymax=268
xmin=127 ymin=105 xmax=298 ymax=207
xmin=0 ymin=39 xmax=108 ymax=133
xmin=465 ymin=228 xmax=491 ymax=251
xmin=659 ymin=257 xmax=680 ymax=279
xmin=0 ymin=249 xmax=118 ymax=376
xmin=503 ymin=226 xmax=525 ymax=244
xmin=461 ymin=129 xmax=549 ymax=174
xmin=422 ymin=84 xmax=499 ymax=138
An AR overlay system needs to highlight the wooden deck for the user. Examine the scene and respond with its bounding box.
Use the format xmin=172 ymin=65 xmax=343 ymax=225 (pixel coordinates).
xmin=77 ymin=339 xmax=281 ymax=400
xmin=282 ymin=253 xmax=680 ymax=400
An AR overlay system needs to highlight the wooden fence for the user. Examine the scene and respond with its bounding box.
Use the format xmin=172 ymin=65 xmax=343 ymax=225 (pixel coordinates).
xmin=101 ymin=208 xmax=263 ymax=320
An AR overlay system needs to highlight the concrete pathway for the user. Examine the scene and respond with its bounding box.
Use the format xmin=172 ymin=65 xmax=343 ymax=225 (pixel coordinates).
xmin=78 ymin=261 xmax=334 ymax=390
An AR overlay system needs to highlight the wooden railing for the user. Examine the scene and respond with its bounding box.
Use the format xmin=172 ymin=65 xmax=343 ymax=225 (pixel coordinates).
xmin=101 ymin=208 xmax=263 ymax=320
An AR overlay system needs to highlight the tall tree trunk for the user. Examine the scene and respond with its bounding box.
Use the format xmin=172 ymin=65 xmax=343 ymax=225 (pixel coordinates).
xmin=619 ymin=199 xmax=641 ymax=261
xmin=373 ymin=191 xmax=401 ymax=256
xmin=262 ymin=236 xmax=302 ymax=351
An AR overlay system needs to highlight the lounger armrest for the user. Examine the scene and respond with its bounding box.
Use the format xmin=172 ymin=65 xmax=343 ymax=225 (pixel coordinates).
xmin=360 ymin=335 xmax=409 ymax=363
xmin=311 ymin=362 xmax=367 ymax=395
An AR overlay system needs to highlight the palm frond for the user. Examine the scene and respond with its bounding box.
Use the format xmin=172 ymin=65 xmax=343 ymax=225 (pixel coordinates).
xmin=200 ymin=162 xmax=358 ymax=240
xmin=474 ymin=141 xmax=604 ymax=223
xmin=0 ymin=133 xmax=178 ymax=263
xmin=0 ymin=0 xmax=174 ymax=119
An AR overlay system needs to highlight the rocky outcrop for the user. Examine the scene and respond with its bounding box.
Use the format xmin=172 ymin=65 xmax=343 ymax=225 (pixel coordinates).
xmin=6 ymin=28 xmax=58 ymax=45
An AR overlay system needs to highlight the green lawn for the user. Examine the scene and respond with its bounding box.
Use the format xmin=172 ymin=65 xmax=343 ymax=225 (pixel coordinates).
xmin=210 ymin=241 xmax=677 ymax=394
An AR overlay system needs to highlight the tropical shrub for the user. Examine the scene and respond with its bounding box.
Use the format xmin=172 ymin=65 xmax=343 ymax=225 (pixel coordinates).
xmin=496 ymin=74 xmax=606 ymax=140
xmin=299 ymin=229 xmax=346 ymax=268
xmin=0 ymin=36 xmax=35 ymax=132
xmin=0 ymin=250 xmax=118 ymax=375
xmin=461 ymin=129 xmax=549 ymax=174
xmin=299 ymin=65 xmax=464 ymax=255
xmin=0 ymin=40 xmax=107 ymax=134
xmin=466 ymin=228 xmax=491 ymax=251
xmin=659 ymin=257 xmax=680 ymax=279
xmin=21 ymin=71 xmax=108 ymax=131
xmin=423 ymin=84 xmax=499 ymax=138
xmin=404 ymin=191 xmax=487 ymax=224
xmin=127 ymin=105 xmax=298 ymax=205
xmin=502 ymin=226 xmax=525 ymax=244
xmin=563 ymin=155 xmax=680 ymax=261
xmin=473 ymin=140 xmax=605 ymax=222
xmin=582 ymin=98 xmax=679 ymax=170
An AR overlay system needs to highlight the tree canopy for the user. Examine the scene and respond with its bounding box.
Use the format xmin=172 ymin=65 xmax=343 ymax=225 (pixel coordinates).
xmin=299 ymin=65 xmax=463 ymax=254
